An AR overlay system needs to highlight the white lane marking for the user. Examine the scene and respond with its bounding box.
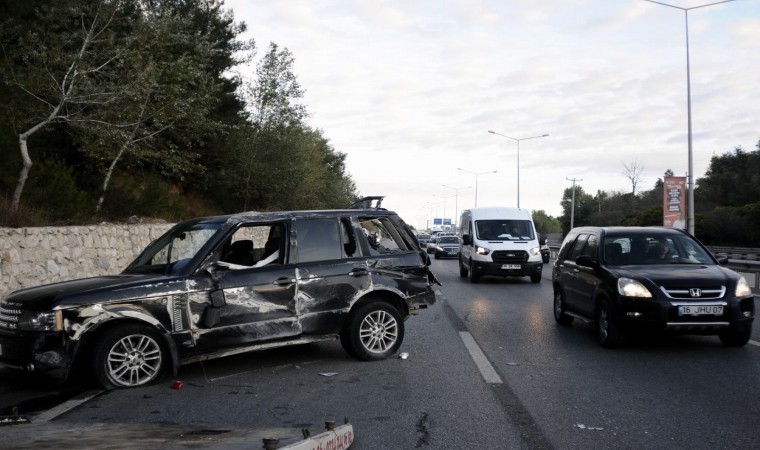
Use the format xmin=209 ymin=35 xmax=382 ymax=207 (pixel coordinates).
xmin=748 ymin=340 xmax=760 ymax=347
xmin=32 ymin=390 xmax=103 ymax=423
xmin=459 ymin=332 xmax=503 ymax=384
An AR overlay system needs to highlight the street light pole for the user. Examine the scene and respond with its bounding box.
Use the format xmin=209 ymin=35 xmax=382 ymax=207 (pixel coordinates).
xmin=442 ymin=184 xmax=471 ymax=228
xmin=488 ymin=130 xmax=549 ymax=208
xmin=457 ymin=168 xmax=497 ymax=207
xmin=643 ymin=0 xmax=736 ymax=236
xmin=566 ymin=177 xmax=583 ymax=230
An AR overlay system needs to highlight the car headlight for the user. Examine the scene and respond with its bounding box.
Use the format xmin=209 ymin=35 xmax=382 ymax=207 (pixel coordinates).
xmin=735 ymin=277 xmax=752 ymax=297
xmin=617 ymin=278 xmax=652 ymax=298
xmin=529 ymin=246 xmax=541 ymax=256
xmin=18 ymin=311 xmax=63 ymax=332
xmin=476 ymin=246 xmax=490 ymax=255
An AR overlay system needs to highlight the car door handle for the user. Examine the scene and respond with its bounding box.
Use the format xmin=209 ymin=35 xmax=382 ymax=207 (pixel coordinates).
xmin=349 ymin=268 xmax=369 ymax=277
xmin=272 ymin=277 xmax=296 ymax=286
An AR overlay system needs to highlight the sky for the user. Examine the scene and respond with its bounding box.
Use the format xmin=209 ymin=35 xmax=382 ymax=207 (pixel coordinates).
xmin=223 ymin=0 xmax=760 ymax=230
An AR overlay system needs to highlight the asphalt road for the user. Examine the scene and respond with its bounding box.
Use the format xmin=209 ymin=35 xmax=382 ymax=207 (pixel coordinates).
xmin=2 ymin=258 xmax=759 ymax=449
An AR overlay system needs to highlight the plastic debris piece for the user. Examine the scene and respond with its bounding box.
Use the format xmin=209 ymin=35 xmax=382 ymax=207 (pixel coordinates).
xmin=319 ymin=372 xmax=339 ymax=377
xmin=575 ymin=424 xmax=603 ymax=431
xmin=399 ymin=352 xmax=409 ymax=359
xmin=171 ymin=380 xmax=185 ymax=390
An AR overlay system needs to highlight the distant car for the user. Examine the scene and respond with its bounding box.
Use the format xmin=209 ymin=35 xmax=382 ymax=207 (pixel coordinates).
xmin=0 ymin=199 xmax=438 ymax=389
xmin=538 ymin=234 xmax=550 ymax=263
xmin=417 ymin=234 xmax=431 ymax=247
xmin=426 ymin=236 xmax=439 ymax=254
xmin=432 ymin=235 xmax=460 ymax=259
xmin=552 ymin=226 xmax=754 ymax=348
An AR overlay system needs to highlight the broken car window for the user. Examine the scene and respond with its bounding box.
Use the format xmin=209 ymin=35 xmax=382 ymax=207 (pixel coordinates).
xmin=296 ymin=218 xmax=343 ymax=263
xmin=218 ymin=223 xmax=286 ymax=269
xmin=125 ymin=222 xmax=221 ymax=275
xmin=359 ymin=217 xmax=410 ymax=255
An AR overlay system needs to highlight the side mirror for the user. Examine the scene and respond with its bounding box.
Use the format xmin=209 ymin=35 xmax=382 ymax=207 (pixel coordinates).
xmin=576 ymin=254 xmax=595 ymax=268
xmin=462 ymin=234 xmax=472 ymax=246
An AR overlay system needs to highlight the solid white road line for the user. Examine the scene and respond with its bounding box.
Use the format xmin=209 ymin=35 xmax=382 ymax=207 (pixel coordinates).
xmin=32 ymin=390 xmax=103 ymax=423
xmin=459 ymin=331 xmax=503 ymax=384
xmin=748 ymin=340 xmax=760 ymax=347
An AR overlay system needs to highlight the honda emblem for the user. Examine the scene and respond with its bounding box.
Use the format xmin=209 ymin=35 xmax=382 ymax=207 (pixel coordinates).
xmin=689 ymin=288 xmax=702 ymax=297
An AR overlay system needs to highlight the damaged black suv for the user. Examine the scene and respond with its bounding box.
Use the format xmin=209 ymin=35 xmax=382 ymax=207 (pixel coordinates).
xmin=0 ymin=197 xmax=438 ymax=389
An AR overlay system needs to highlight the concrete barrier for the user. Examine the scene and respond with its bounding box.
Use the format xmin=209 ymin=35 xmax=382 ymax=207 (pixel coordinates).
xmin=0 ymin=223 xmax=173 ymax=296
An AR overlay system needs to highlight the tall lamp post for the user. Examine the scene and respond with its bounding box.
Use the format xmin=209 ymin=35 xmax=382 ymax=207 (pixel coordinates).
xmin=566 ymin=177 xmax=583 ymax=230
xmin=488 ymin=130 xmax=549 ymax=208
xmin=457 ymin=168 xmax=498 ymax=207
xmin=442 ymin=184 xmax=471 ymax=228
xmin=643 ymin=0 xmax=735 ymax=236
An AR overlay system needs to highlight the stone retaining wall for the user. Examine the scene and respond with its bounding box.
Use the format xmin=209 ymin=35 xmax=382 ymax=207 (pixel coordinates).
xmin=0 ymin=224 xmax=174 ymax=296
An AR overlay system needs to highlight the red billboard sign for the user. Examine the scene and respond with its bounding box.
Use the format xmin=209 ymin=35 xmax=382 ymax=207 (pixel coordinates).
xmin=663 ymin=176 xmax=687 ymax=229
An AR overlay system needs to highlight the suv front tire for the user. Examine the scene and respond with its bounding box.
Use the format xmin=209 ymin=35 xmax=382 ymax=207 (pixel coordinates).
xmin=596 ymin=299 xmax=625 ymax=348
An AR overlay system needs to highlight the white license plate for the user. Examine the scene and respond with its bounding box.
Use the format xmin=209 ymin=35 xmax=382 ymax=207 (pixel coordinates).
xmin=678 ymin=305 xmax=723 ymax=316
xmin=502 ymin=264 xmax=521 ymax=270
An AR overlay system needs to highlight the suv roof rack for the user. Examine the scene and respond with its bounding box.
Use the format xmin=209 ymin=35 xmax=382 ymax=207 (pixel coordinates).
xmin=349 ymin=196 xmax=385 ymax=210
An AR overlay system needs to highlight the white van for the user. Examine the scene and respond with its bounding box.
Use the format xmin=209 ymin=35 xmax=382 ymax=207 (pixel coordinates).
xmin=458 ymin=207 xmax=543 ymax=283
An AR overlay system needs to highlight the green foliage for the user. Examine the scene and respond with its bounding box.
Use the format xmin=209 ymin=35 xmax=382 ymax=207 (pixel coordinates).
xmin=0 ymin=0 xmax=357 ymax=225
xmin=532 ymin=210 xmax=561 ymax=235
xmin=23 ymin=157 xmax=92 ymax=223
xmin=696 ymin=145 xmax=760 ymax=209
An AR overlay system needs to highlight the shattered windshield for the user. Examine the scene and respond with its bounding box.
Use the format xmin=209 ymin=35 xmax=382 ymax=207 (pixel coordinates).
xmin=124 ymin=222 xmax=222 ymax=275
xmin=476 ymin=220 xmax=535 ymax=241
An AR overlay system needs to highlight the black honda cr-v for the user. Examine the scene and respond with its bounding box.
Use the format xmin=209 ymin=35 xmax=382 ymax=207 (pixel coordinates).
xmin=552 ymin=226 xmax=754 ymax=348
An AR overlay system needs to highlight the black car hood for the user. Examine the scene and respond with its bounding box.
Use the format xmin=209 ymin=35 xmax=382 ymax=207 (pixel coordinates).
xmin=611 ymin=264 xmax=737 ymax=286
xmin=4 ymin=274 xmax=188 ymax=310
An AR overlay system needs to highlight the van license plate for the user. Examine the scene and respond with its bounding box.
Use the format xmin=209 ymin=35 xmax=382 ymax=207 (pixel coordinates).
xmin=502 ymin=264 xmax=521 ymax=270
xmin=678 ymin=305 xmax=723 ymax=316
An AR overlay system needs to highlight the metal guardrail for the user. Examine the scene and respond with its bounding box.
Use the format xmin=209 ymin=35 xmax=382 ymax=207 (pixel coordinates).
xmin=707 ymin=246 xmax=760 ymax=261
xmin=708 ymin=247 xmax=760 ymax=294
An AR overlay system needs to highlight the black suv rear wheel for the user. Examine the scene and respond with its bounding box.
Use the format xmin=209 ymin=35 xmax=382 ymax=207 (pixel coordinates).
xmin=341 ymin=301 xmax=404 ymax=361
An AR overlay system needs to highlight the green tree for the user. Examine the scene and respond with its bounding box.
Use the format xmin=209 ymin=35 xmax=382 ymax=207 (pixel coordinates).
xmin=559 ymin=185 xmax=594 ymax=233
xmin=237 ymin=43 xmax=308 ymax=210
xmin=0 ymin=0 xmax=134 ymax=215
xmin=697 ymin=143 xmax=760 ymax=209
xmin=532 ymin=210 xmax=561 ymax=235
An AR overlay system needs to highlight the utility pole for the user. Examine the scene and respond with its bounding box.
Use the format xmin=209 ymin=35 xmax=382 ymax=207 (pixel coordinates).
xmin=567 ymin=177 xmax=583 ymax=230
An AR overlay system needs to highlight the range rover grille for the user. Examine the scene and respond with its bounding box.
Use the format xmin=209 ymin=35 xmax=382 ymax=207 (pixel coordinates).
xmin=0 ymin=299 xmax=22 ymax=333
